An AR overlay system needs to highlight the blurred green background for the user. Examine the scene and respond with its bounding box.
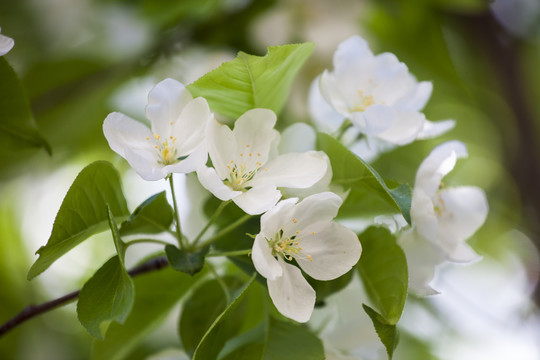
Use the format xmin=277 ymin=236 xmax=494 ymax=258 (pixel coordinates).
xmin=1 ymin=0 xmax=539 ymax=359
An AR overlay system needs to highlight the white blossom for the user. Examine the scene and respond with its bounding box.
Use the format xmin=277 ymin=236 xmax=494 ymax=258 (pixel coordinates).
xmin=251 ymin=192 xmax=362 ymax=322
xmin=197 ymin=109 xmax=327 ymax=215
xmin=103 ymin=78 xmax=211 ymax=181
xmin=399 ymin=140 xmax=488 ymax=295
xmin=0 ymin=27 xmax=14 ymax=56
xmin=309 ymin=35 xmax=454 ymax=161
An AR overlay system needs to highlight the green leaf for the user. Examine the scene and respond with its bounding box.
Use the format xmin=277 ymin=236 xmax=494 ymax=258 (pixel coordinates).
xmin=91 ymin=267 xmax=204 ymax=360
xmin=77 ymin=256 xmax=135 ymax=339
xmin=362 ymin=304 xmax=399 ymax=360
xmin=192 ymin=274 xmax=256 ymax=360
xmin=307 ymin=267 xmax=355 ymax=306
xmin=316 ymin=132 xmax=412 ymax=224
xmin=357 ymin=227 xmax=408 ymax=325
xmin=179 ymin=277 xmax=245 ymax=356
xmin=187 ymin=42 xmax=315 ymax=119
xmin=0 ymin=57 xmax=50 ymax=154
xmin=220 ymin=317 xmax=325 ymax=360
xmin=119 ymin=191 xmax=173 ymax=236
xmin=27 ymin=161 xmax=129 ymax=279
xmin=165 ymin=244 xmax=209 ymax=276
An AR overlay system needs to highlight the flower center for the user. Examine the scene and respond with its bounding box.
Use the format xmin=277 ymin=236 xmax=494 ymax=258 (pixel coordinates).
xmin=146 ymin=133 xmax=179 ymax=165
xmin=266 ymin=225 xmax=313 ymax=263
xmin=224 ymin=144 xmax=266 ymax=191
xmin=352 ymin=89 xmax=375 ymax=112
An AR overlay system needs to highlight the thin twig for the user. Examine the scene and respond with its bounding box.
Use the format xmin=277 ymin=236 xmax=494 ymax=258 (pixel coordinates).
xmin=0 ymin=256 xmax=169 ymax=338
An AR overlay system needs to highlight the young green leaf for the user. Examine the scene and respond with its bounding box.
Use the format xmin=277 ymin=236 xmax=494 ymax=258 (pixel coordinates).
xmin=119 ymin=191 xmax=173 ymax=236
xmin=91 ymin=267 xmax=205 ymax=360
xmin=187 ymin=43 xmax=314 ymax=119
xmin=357 ymin=227 xmax=408 ymax=325
xmin=192 ymin=274 xmax=256 ymax=360
xmin=363 ymin=304 xmax=399 ymax=360
xmin=0 ymin=57 xmax=50 ymax=154
xmin=27 ymin=161 xmax=129 ymax=279
xmin=220 ymin=317 xmax=325 ymax=360
xmin=77 ymin=256 xmax=135 ymax=339
xmin=165 ymin=245 xmax=209 ymax=276
xmin=316 ymin=132 xmax=412 ymax=224
xmin=179 ymin=277 xmax=245 ymax=356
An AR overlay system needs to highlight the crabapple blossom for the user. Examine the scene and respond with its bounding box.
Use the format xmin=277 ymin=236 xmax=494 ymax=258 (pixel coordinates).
xmin=103 ymin=78 xmax=211 ymax=181
xmin=197 ymin=109 xmax=327 ymax=215
xmin=251 ymin=192 xmax=362 ymax=322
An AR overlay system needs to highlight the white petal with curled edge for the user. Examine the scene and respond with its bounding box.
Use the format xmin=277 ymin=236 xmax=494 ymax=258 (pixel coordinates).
xmin=173 ymin=97 xmax=211 ymax=154
xmin=307 ymin=76 xmax=346 ymax=133
xmin=417 ymin=119 xmax=455 ymax=140
xmin=250 ymin=152 xmax=326 ymax=189
xmin=354 ymin=104 xmax=396 ymax=135
xmin=320 ymin=70 xmax=350 ymax=116
xmin=376 ymin=110 xmax=425 ymax=145
xmin=232 ymin=185 xmax=282 ymax=215
xmin=0 ymin=32 xmax=14 ymax=56
xmin=297 ymin=222 xmax=361 ymax=281
xmin=394 ymin=81 xmax=433 ymax=112
xmin=252 ymin=234 xmax=282 ymax=281
xmin=103 ymin=112 xmax=154 ymax=159
xmin=282 ymin=192 xmax=342 ymax=237
xmin=398 ymin=229 xmax=443 ymax=296
xmin=163 ymin=141 xmax=207 ymax=175
xmin=415 ymin=140 xmax=468 ymax=198
xmin=260 ymin=198 xmax=298 ymax=240
xmin=267 ymin=258 xmax=316 ymax=323
xmin=196 ymin=166 xmax=240 ymax=201
xmin=123 ymin=146 xmax=164 ymax=181
xmin=207 ymin=119 xmax=237 ymax=179
xmin=146 ymin=78 xmax=192 ymax=137
xmin=333 ymin=35 xmax=374 ymax=76
xmin=411 ymin=189 xmax=438 ymax=242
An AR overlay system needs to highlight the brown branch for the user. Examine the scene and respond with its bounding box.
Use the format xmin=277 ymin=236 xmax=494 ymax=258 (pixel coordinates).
xmin=0 ymin=256 xmax=169 ymax=338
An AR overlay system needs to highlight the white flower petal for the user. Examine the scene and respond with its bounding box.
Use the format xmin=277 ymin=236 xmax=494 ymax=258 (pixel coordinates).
xmin=250 ymin=152 xmax=327 ymax=189
xmin=123 ymin=146 xmax=165 ymax=181
xmin=278 ymin=122 xmax=316 ymax=154
xmin=320 ymin=70 xmax=350 ymax=116
xmin=398 ymin=229 xmax=443 ymax=296
xmin=395 ymin=81 xmax=433 ymax=112
xmin=163 ymin=141 xmax=207 ymax=175
xmin=297 ymin=222 xmax=361 ymax=281
xmin=308 ymin=76 xmax=346 ymax=133
xmin=146 ymin=78 xmax=193 ymax=137
xmin=281 ymin=152 xmax=333 ymax=199
xmin=252 ymin=234 xmax=282 ymax=281
xmin=197 ymin=166 xmax=240 ymax=201
xmin=0 ymin=32 xmax=14 ymax=56
xmin=267 ymin=258 xmax=316 ymax=323
xmin=260 ymin=198 xmax=298 ymax=239
xmin=353 ymin=104 xmax=396 ymax=135
xmin=233 ymin=108 xmax=277 ymax=166
xmin=282 ymin=192 xmax=342 ymax=237
xmin=173 ymin=97 xmax=211 ymax=155
xmin=416 ymin=119 xmax=455 ymax=140
xmin=103 ymin=112 xmax=155 ymax=159
xmin=411 ymin=189 xmax=438 ymax=241
xmin=415 ymin=140 xmax=468 ymax=198
xmin=333 ymin=35 xmax=374 ymax=72
xmin=232 ymin=185 xmax=282 ymax=215
xmin=376 ymin=110 xmax=425 ymax=145
xmin=207 ymin=118 xmax=237 ymax=179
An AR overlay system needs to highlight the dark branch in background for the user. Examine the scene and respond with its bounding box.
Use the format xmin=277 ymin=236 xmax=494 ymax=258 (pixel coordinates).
xmin=0 ymin=256 xmax=169 ymax=338
xmin=457 ymin=12 xmax=540 ymax=302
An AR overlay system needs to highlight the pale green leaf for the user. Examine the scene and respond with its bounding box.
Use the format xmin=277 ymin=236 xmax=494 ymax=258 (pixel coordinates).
xmin=91 ymin=267 xmax=204 ymax=360
xmin=363 ymin=304 xmax=399 ymax=360
xmin=28 ymin=161 xmax=129 ymax=279
xmin=188 ymin=43 xmax=314 ymax=119
xmin=316 ymin=132 xmax=412 ymax=224
xmin=77 ymin=256 xmax=135 ymax=339
xmin=357 ymin=227 xmax=408 ymax=325
xmin=119 ymin=191 xmax=173 ymax=236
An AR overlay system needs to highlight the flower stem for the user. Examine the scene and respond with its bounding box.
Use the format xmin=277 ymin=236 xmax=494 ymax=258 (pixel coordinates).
xmin=125 ymin=238 xmax=171 ymax=248
xmin=207 ymin=262 xmax=231 ymax=305
xmin=207 ymin=249 xmax=251 ymax=257
xmin=335 ymin=118 xmax=352 ymax=141
xmin=192 ymin=201 xmax=230 ymax=248
xmin=197 ymin=214 xmax=252 ymax=249
xmin=168 ymin=175 xmax=184 ymax=249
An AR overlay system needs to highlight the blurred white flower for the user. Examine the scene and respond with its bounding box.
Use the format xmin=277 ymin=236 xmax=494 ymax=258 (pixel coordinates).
xmin=309 ymin=35 xmax=454 ymax=161
xmin=399 ymin=140 xmax=489 ymax=295
xmin=251 ymin=192 xmax=361 ymax=322
xmin=103 ymin=78 xmax=211 ymax=181
xmin=0 ymin=27 xmax=14 ymax=56
xmin=197 ymin=109 xmax=327 ymax=215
